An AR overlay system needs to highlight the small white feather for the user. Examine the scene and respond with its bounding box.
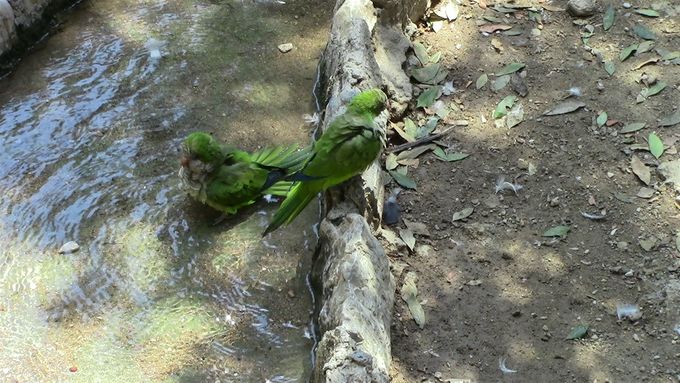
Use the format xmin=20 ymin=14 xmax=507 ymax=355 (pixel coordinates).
xmin=494 ymin=176 xmax=523 ymax=195
xmin=568 ymin=87 xmax=582 ymax=97
xmin=442 ymin=81 xmax=456 ymax=96
xmin=499 ymin=357 xmax=517 ymax=374
xmin=263 ymin=194 xmax=279 ymax=203
xmin=303 ymin=112 xmax=320 ymax=126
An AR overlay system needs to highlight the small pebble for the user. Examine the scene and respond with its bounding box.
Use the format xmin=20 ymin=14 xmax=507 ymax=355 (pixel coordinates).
xmin=567 ymin=0 xmax=597 ymax=17
xmin=58 ymin=241 xmax=80 ymax=254
xmin=278 ymin=43 xmax=294 ymax=53
xmin=623 ymin=2 xmax=631 ymax=8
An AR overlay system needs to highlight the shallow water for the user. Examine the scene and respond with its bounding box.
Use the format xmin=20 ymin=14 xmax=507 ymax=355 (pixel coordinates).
xmin=0 ymin=0 xmax=330 ymax=381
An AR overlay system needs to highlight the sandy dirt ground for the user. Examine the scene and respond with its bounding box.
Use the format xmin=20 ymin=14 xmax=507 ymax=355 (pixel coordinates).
xmin=383 ymin=1 xmax=680 ymax=382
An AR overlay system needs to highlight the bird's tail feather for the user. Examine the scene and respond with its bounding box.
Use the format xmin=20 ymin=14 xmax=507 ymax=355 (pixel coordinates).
xmin=263 ymin=180 xmax=294 ymax=197
xmin=263 ymin=183 xmax=317 ymax=236
xmin=254 ymin=145 xmax=313 ymax=192
xmin=261 ymin=170 xmax=287 ymax=192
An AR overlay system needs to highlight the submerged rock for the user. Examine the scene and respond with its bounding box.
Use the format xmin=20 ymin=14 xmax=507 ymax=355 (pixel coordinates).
xmin=277 ymin=43 xmax=293 ymax=53
xmin=58 ymin=241 xmax=80 ymax=254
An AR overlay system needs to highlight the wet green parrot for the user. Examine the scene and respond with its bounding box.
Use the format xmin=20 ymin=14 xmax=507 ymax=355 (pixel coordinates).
xmin=263 ymin=88 xmax=389 ymax=235
xmin=179 ymin=132 xmax=309 ymax=215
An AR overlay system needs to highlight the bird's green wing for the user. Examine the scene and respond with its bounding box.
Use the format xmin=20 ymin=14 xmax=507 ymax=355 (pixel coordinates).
xmin=250 ymin=145 xmax=312 ymax=172
xmin=204 ymin=164 xmax=269 ymax=214
xmin=263 ymin=88 xmax=388 ymax=235
xmin=263 ymin=114 xmax=381 ymax=235
xmin=299 ymin=113 xmax=377 ymax=180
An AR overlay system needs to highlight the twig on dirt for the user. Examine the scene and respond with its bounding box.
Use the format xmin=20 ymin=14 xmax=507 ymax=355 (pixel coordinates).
xmin=387 ymin=126 xmax=455 ymax=153
xmin=580 ymin=210 xmax=606 ymax=220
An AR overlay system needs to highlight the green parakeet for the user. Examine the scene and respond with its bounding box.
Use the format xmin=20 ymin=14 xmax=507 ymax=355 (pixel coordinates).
xmin=179 ymin=132 xmax=309 ymax=214
xmin=263 ymin=88 xmax=389 ymax=235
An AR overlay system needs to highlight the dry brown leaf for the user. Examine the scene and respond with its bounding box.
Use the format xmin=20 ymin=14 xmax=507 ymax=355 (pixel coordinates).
xmin=399 ymin=228 xmax=416 ymax=251
xmin=401 ymin=272 xmax=425 ymax=328
xmin=542 ymin=4 xmax=565 ymax=11
xmin=631 ymin=155 xmax=651 ymax=185
xmin=543 ymin=100 xmax=586 ymax=116
xmin=479 ymin=24 xmax=513 ymax=33
xmin=637 ymin=187 xmax=655 ymax=198
xmin=632 ymin=58 xmax=660 ymax=70
xmin=397 ymin=158 xmax=420 ymax=167
xmin=403 ymin=219 xmax=431 ymax=236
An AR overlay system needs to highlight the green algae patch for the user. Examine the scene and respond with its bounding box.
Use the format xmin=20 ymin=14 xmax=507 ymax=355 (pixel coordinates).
xmin=115 ymin=224 xmax=171 ymax=294
xmin=133 ymin=297 xmax=225 ymax=377
xmin=66 ymin=311 xmax=147 ymax=383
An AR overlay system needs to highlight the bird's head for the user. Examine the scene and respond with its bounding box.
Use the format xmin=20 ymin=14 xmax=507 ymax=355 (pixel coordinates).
xmin=347 ymin=88 xmax=389 ymax=117
xmin=181 ymin=132 xmax=223 ymax=165
xmin=180 ymin=132 xmax=224 ymax=184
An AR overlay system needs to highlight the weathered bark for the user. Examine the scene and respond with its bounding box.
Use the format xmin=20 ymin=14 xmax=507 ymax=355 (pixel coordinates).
xmin=312 ymin=214 xmax=394 ymax=383
xmin=311 ymin=0 xmax=426 ymax=380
